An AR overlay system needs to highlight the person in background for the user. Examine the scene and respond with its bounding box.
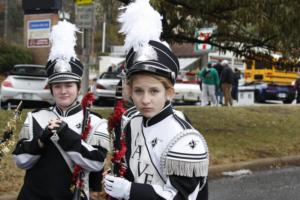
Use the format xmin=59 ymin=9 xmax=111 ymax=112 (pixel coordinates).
xmin=232 ymin=68 xmax=241 ymax=101
xmin=213 ymin=61 xmax=224 ymax=105
xmin=220 ymin=60 xmax=234 ymax=106
xmin=295 ymin=73 xmax=300 ymax=103
xmin=107 ymin=63 xmax=117 ymax=73
xmin=12 ymin=21 xmax=110 ymax=200
xmin=198 ymin=62 xmax=219 ymax=106
xmin=103 ymin=1 xmax=209 ymax=199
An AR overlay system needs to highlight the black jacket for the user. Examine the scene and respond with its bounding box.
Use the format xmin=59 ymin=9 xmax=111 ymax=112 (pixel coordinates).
xmin=220 ymin=66 xmax=234 ymax=84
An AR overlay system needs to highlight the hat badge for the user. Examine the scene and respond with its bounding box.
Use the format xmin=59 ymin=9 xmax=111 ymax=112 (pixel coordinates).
xmin=54 ymin=59 xmax=72 ymax=73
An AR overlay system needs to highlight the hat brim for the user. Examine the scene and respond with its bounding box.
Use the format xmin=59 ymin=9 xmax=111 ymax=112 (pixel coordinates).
xmin=48 ymin=77 xmax=81 ymax=84
xmin=48 ymin=73 xmax=81 ymax=84
xmin=126 ymin=63 xmax=175 ymax=84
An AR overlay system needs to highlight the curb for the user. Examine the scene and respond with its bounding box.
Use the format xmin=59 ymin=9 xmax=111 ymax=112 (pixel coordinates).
xmin=209 ymin=154 xmax=300 ymax=179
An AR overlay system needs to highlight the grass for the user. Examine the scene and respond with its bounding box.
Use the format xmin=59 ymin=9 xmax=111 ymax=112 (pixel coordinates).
xmin=1 ymin=105 xmax=300 ymax=194
xmin=179 ymin=105 xmax=300 ymax=165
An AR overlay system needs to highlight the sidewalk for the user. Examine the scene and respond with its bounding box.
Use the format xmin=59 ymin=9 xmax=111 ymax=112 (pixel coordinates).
xmin=1 ymin=154 xmax=300 ymax=200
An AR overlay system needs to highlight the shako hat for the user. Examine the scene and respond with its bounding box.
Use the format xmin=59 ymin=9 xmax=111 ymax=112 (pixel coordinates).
xmin=46 ymin=20 xmax=83 ymax=84
xmin=118 ymin=0 xmax=179 ymax=84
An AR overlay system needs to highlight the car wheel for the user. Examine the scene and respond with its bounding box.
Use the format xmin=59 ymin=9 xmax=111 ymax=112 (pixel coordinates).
xmin=254 ymin=90 xmax=265 ymax=103
xmin=283 ymin=98 xmax=294 ymax=104
xmin=0 ymin=101 xmax=8 ymax=110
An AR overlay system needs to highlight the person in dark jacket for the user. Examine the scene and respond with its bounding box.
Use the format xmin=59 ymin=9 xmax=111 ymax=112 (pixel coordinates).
xmin=220 ymin=60 xmax=234 ymax=106
xmin=231 ymin=68 xmax=241 ymax=101
xmin=295 ymin=74 xmax=300 ymax=103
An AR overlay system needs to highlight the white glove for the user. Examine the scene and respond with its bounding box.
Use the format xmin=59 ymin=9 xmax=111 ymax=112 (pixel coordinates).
xmin=104 ymin=175 xmax=131 ymax=200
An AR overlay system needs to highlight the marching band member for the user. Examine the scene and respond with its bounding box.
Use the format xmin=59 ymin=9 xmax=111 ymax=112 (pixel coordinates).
xmin=12 ymin=21 xmax=109 ymax=200
xmin=104 ymin=1 xmax=209 ymax=199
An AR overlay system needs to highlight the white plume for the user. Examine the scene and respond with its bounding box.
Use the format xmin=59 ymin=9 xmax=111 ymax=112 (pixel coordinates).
xmin=118 ymin=0 xmax=163 ymax=52
xmin=48 ymin=20 xmax=79 ymax=62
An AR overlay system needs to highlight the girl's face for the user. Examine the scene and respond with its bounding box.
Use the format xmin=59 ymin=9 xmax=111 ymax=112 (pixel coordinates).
xmin=130 ymin=74 xmax=172 ymax=118
xmin=52 ymin=82 xmax=79 ymax=110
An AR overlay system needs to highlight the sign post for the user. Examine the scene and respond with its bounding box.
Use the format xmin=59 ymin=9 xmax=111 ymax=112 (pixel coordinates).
xmin=75 ymin=4 xmax=94 ymax=29
xmin=194 ymin=28 xmax=216 ymax=68
xmin=75 ymin=2 xmax=95 ymax=95
xmin=194 ymin=28 xmax=215 ymax=52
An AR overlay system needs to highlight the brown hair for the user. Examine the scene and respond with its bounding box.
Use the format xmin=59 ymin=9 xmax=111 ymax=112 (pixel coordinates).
xmin=127 ymin=72 xmax=173 ymax=89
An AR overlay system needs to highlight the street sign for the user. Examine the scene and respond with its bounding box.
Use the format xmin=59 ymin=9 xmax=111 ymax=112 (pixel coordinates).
xmin=27 ymin=19 xmax=51 ymax=48
xmin=75 ymin=0 xmax=93 ymax=5
xmin=194 ymin=28 xmax=215 ymax=52
xmin=75 ymin=4 xmax=94 ymax=29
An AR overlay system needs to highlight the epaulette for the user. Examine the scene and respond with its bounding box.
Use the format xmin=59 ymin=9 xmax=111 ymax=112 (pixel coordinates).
xmin=161 ymin=129 xmax=209 ymax=178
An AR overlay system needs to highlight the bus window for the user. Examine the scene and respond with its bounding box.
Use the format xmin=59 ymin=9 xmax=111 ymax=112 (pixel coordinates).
xmin=245 ymin=60 xmax=253 ymax=69
xmin=255 ymin=60 xmax=272 ymax=69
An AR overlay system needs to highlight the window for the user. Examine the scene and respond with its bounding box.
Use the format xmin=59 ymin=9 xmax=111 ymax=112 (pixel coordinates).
xmin=11 ymin=65 xmax=47 ymax=77
xmin=255 ymin=60 xmax=272 ymax=69
xmin=100 ymin=72 xmax=120 ymax=79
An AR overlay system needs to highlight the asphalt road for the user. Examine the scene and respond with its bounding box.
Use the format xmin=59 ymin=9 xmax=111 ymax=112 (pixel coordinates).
xmin=209 ymin=166 xmax=300 ymax=200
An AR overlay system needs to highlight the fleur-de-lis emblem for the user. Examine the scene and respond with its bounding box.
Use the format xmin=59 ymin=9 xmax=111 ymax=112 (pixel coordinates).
xmin=188 ymin=140 xmax=198 ymax=149
xmin=151 ymin=138 xmax=158 ymax=147
xmin=76 ymin=123 xmax=81 ymax=129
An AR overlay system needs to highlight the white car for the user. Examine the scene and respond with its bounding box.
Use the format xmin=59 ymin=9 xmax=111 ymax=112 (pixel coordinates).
xmin=91 ymin=72 xmax=121 ymax=105
xmin=173 ymin=82 xmax=201 ymax=104
xmin=173 ymin=71 xmax=201 ymax=104
xmin=0 ymin=64 xmax=54 ymax=108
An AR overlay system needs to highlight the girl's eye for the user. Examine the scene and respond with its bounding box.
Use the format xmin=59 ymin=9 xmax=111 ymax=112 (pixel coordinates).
xmin=133 ymin=88 xmax=143 ymax=94
xmin=150 ymin=89 xmax=159 ymax=94
xmin=65 ymin=84 xmax=73 ymax=88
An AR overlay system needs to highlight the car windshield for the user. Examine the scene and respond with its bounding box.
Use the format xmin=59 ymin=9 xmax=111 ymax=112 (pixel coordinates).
xmin=100 ymin=72 xmax=119 ymax=79
xmin=10 ymin=66 xmax=47 ymax=77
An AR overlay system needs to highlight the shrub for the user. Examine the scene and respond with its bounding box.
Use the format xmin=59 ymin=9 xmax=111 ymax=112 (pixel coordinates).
xmin=0 ymin=39 xmax=33 ymax=74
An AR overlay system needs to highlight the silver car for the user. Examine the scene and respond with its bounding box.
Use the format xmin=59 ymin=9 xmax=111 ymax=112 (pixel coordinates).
xmin=173 ymin=71 xmax=202 ymax=104
xmin=91 ymin=72 xmax=121 ymax=106
xmin=0 ymin=64 xmax=54 ymax=108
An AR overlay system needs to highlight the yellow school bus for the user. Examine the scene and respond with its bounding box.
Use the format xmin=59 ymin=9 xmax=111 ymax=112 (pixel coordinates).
xmin=244 ymin=57 xmax=298 ymax=103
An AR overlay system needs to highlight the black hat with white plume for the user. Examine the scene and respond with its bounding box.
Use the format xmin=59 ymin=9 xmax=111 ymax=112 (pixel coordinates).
xmin=118 ymin=0 xmax=179 ymax=84
xmin=46 ymin=20 xmax=84 ymax=84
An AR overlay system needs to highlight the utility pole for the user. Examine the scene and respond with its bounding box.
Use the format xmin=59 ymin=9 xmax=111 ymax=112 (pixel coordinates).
xmin=82 ymin=29 xmax=91 ymax=95
xmin=102 ymin=13 xmax=106 ymax=53
xmin=3 ymin=0 xmax=8 ymax=38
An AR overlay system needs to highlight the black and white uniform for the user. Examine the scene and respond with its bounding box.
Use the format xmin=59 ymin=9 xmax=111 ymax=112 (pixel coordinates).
xmin=13 ymin=103 xmax=109 ymax=200
xmin=123 ymin=103 xmax=209 ymax=199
